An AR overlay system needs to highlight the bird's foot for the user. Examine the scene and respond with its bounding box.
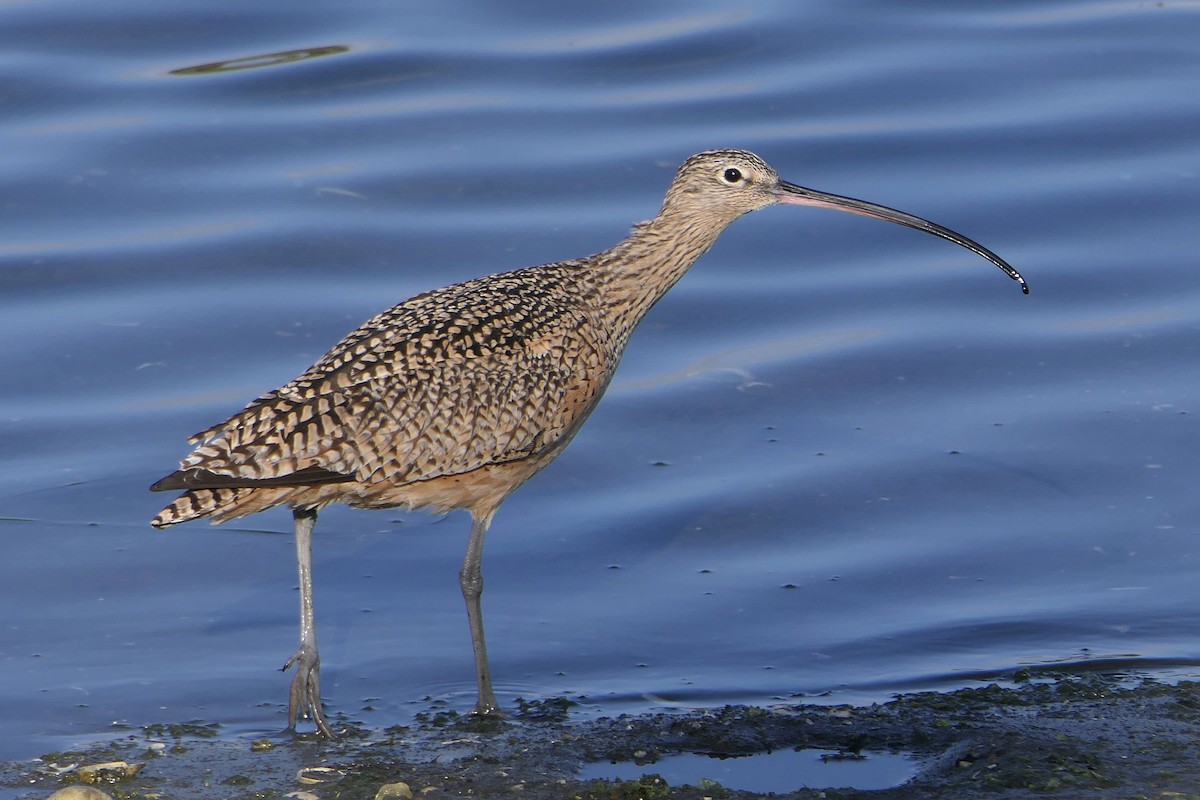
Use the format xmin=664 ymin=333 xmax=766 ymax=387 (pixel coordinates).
xmin=469 ymin=696 xmax=504 ymax=720
xmin=283 ymin=646 xmax=335 ymax=739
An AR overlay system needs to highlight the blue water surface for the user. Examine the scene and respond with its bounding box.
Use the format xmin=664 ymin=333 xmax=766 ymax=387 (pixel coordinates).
xmin=2 ymin=0 xmax=1199 ymax=762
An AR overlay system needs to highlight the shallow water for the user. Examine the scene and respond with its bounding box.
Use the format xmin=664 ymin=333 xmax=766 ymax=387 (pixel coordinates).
xmin=579 ymin=748 xmax=918 ymax=793
xmin=2 ymin=0 xmax=1199 ymax=762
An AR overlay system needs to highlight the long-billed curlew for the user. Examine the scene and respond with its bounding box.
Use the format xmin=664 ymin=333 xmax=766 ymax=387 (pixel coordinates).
xmin=151 ymin=149 xmax=1027 ymax=737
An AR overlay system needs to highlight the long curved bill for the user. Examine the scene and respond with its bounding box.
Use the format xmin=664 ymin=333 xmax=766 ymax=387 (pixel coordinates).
xmin=774 ymin=180 xmax=1028 ymax=294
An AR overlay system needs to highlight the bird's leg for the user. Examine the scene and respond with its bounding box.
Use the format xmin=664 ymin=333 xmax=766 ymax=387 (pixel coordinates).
xmin=282 ymin=507 xmax=335 ymax=738
xmin=460 ymin=508 xmax=501 ymax=717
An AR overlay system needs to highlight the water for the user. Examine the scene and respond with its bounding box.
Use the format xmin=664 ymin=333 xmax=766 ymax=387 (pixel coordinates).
xmin=579 ymin=748 xmax=918 ymax=793
xmin=2 ymin=0 xmax=1199 ymax=763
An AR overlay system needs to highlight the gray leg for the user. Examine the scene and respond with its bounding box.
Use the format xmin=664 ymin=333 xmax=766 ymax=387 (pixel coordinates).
xmin=460 ymin=508 xmax=501 ymax=717
xmin=282 ymin=507 xmax=335 ymax=738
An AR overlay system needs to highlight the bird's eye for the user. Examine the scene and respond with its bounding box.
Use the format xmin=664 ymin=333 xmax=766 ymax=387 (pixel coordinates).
xmin=722 ymin=168 xmax=743 ymax=184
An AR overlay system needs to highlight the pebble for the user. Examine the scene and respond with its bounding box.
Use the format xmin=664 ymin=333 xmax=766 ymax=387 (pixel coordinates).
xmin=47 ymin=788 xmax=114 ymax=800
xmin=374 ymin=781 xmax=413 ymax=800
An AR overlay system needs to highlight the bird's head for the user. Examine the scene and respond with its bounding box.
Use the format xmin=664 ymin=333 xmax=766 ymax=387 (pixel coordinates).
xmin=661 ymin=149 xmax=787 ymax=221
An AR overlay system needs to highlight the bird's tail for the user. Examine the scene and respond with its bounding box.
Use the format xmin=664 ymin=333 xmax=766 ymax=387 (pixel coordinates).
xmin=151 ymin=488 xmax=249 ymax=528
xmin=151 ymin=487 xmax=300 ymax=528
xmin=151 ymin=484 xmax=349 ymax=528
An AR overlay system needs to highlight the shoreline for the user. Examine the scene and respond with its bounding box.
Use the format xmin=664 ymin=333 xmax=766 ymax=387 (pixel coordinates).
xmin=8 ymin=675 xmax=1200 ymax=799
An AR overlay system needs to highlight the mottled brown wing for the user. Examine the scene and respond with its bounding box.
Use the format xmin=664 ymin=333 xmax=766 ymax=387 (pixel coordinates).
xmin=171 ymin=264 xmax=611 ymax=490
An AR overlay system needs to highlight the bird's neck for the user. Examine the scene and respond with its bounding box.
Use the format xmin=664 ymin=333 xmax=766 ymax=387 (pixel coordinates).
xmin=592 ymin=207 xmax=733 ymax=339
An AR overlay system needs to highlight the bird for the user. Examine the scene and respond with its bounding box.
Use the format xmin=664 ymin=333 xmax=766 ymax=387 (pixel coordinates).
xmin=150 ymin=149 xmax=1027 ymax=738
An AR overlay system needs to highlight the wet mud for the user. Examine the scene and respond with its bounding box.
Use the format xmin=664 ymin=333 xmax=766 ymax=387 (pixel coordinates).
xmin=7 ymin=674 xmax=1200 ymax=800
